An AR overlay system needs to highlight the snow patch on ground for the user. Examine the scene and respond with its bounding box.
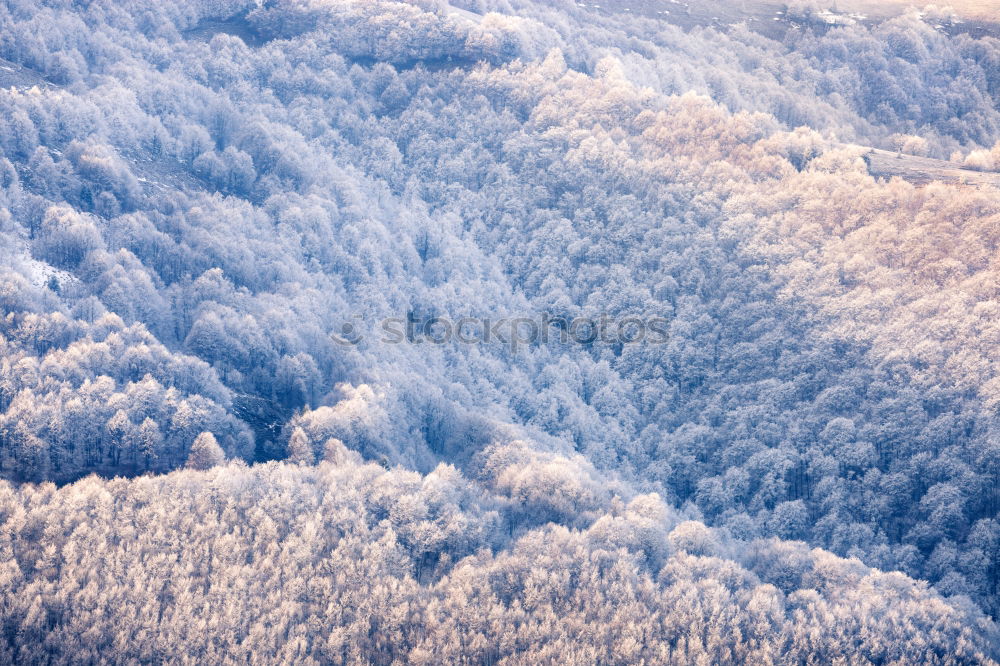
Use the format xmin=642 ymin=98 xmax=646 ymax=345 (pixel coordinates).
xmin=1 ymin=236 xmax=78 ymax=291
xmin=445 ymin=3 xmax=484 ymax=24
xmin=816 ymin=9 xmax=856 ymax=26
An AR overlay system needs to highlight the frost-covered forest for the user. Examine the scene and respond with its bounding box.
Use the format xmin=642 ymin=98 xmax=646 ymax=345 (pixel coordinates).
xmin=3 ymin=0 xmax=1000 ymax=662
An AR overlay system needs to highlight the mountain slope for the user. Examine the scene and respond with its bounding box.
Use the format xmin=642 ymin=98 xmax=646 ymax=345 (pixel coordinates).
xmin=2 ymin=0 xmax=1000 ymax=658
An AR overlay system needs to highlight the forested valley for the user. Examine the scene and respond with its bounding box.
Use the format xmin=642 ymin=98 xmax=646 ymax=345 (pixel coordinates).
xmin=2 ymin=0 xmax=1000 ymax=662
